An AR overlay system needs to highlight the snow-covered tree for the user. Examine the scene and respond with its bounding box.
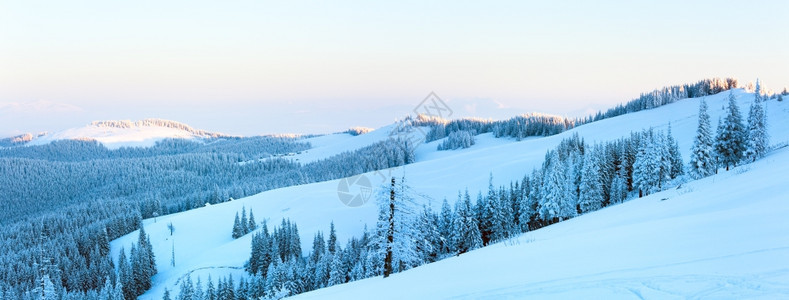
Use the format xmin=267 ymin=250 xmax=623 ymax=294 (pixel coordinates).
xmin=633 ymin=133 xmax=662 ymax=197
xmin=745 ymin=95 xmax=769 ymax=162
xmin=328 ymin=253 xmax=345 ymax=286
xmin=578 ymin=149 xmax=604 ymax=214
xmin=689 ymin=99 xmax=716 ymax=179
xmin=453 ymin=190 xmax=482 ymax=254
xmin=517 ymin=175 xmax=534 ymax=232
xmin=438 ymin=198 xmax=455 ymax=254
xmin=327 ymin=222 xmax=337 ymax=255
xmin=715 ymin=92 xmax=747 ymax=170
xmin=540 ymin=151 xmax=567 ymax=222
xmin=240 ymin=206 xmax=249 ymax=235
xmin=177 ymin=275 xmax=194 ymax=300
xmin=248 ymin=210 xmax=257 ymax=232
xmin=415 ymin=205 xmax=441 ymax=263
xmin=42 ymin=274 xmax=57 ymax=300
xmin=666 ymin=123 xmax=684 ymax=178
xmin=232 ymin=212 xmax=243 ymax=239
xmin=377 ymin=176 xmax=420 ymax=277
xmin=436 ymin=130 xmax=475 ymax=151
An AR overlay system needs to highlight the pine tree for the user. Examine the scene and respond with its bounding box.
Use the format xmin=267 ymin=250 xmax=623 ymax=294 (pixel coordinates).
xmin=42 ymin=274 xmax=57 ymax=300
xmin=453 ymin=190 xmax=482 ymax=254
xmin=194 ymin=277 xmax=204 ymax=300
xmin=561 ymin=154 xmax=580 ymax=219
xmin=163 ymin=288 xmax=172 ymax=300
xmin=610 ymin=169 xmax=628 ymax=204
xmin=528 ymin=169 xmax=542 ymax=227
xmin=633 ymin=135 xmax=659 ymax=197
xmin=327 ymin=222 xmax=337 ymax=255
xmin=540 ymin=151 xmax=565 ymax=222
xmin=495 ymin=186 xmax=514 ymax=241
xmin=689 ymin=99 xmax=716 ymax=179
xmin=746 ymin=95 xmax=769 ymax=162
xmin=240 ymin=207 xmax=249 ymax=235
xmin=131 ymin=224 xmax=157 ymax=297
xmin=438 ymin=198 xmax=454 ymax=254
xmin=377 ymin=176 xmax=420 ymax=276
xmin=715 ymin=92 xmax=747 ymax=170
xmin=178 ymin=275 xmax=194 ymax=300
xmin=578 ymin=150 xmax=603 ymax=214
xmin=118 ymin=247 xmax=134 ymax=300
xmin=415 ymin=205 xmax=441 ymax=263
xmin=248 ymin=210 xmax=257 ymax=232
xmin=477 ymin=177 xmax=496 ymax=246
xmin=517 ymin=175 xmax=533 ymax=232
xmin=666 ymin=123 xmax=684 ymax=178
xmin=224 ymin=275 xmax=236 ymax=300
xmin=232 ymin=213 xmax=243 ymax=239
xmin=205 ymin=275 xmax=216 ymax=300
xmin=328 ymin=253 xmax=344 ymax=286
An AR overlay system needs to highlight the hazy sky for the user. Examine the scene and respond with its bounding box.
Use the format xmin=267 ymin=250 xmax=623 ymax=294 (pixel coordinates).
xmin=1 ymin=0 xmax=787 ymax=137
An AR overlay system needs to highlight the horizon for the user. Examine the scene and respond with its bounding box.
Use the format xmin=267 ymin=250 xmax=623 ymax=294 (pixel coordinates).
xmin=2 ymin=1 xmax=788 ymax=137
xmin=0 ymin=84 xmax=769 ymax=138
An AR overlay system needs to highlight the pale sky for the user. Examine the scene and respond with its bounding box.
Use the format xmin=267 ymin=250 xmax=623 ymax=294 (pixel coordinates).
xmin=1 ymin=0 xmax=787 ymax=137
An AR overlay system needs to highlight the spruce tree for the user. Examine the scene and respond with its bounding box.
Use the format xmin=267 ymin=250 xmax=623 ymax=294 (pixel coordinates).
xmin=248 ymin=210 xmax=257 ymax=232
xmin=578 ymin=150 xmax=603 ymax=214
xmin=540 ymin=151 xmax=565 ymax=222
xmin=416 ymin=205 xmax=441 ymax=263
xmin=452 ymin=190 xmax=482 ymax=254
xmin=517 ymin=175 xmax=533 ymax=232
xmin=438 ymin=198 xmax=455 ymax=254
xmin=194 ymin=277 xmax=204 ymax=300
xmin=715 ymin=92 xmax=747 ymax=170
xmin=477 ymin=177 xmax=496 ymax=245
xmin=327 ymin=222 xmax=337 ymax=255
xmin=162 ymin=289 xmax=172 ymax=300
xmin=328 ymin=253 xmax=344 ymax=286
xmin=118 ymin=247 xmax=134 ymax=300
xmin=42 ymin=274 xmax=57 ymax=300
xmin=689 ymin=99 xmax=716 ymax=179
xmin=240 ymin=207 xmax=249 ymax=235
xmin=178 ymin=275 xmax=194 ymax=300
xmin=666 ymin=123 xmax=684 ymax=178
xmin=232 ymin=213 xmax=243 ymax=239
xmin=561 ymin=155 xmax=580 ymax=219
xmin=746 ymin=96 xmax=769 ymax=162
xmin=205 ymin=275 xmax=216 ymax=300
xmin=633 ymin=134 xmax=661 ymax=197
xmin=494 ymin=186 xmax=515 ymax=241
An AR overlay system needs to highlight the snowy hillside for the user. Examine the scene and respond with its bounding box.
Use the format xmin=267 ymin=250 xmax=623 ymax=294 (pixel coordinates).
xmin=292 ymin=145 xmax=789 ymax=299
xmin=26 ymin=119 xmax=230 ymax=149
xmin=108 ymin=89 xmax=789 ymax=299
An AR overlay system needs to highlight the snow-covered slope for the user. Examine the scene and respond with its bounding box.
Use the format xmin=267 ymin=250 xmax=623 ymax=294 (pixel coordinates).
xmin=293 ymin=145 xmax=789 ymax=299
xmin=109 ymin=89 xmax=789 ymax=299
xmin=27 ymin=119 xmax=230 ymax=149
xmin=289 ymin=123 xmax=430 ymax=164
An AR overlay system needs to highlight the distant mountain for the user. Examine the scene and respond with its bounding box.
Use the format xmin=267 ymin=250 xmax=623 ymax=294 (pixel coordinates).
xmin=0 ymin=132 xmax=45 ymax=147
xmin=24 ymin=118 xmax=233 ymax=149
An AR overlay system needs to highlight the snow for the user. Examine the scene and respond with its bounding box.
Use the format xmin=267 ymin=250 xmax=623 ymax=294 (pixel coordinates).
xmin=108 ymin=89 xmax=789 ymax=299
xmin=26 ymin=120 xmax=221 ymax=149
xmin=292 ymin=146 xmax=789 ymax=299
xmin=290 ymin=123 xmax=426 ymax=164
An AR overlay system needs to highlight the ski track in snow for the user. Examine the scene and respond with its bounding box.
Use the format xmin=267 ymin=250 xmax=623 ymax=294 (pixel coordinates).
xmin=449 ymin=248 xmax=789 ymax=300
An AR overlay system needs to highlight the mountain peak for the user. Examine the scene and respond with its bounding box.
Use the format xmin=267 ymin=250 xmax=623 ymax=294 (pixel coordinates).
xmin=23 ymin=118 xmax=231 ymax=149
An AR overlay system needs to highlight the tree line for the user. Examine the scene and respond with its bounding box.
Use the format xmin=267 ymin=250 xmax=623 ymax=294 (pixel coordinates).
xmin=168 ymin=88 xmax=772 ymax=299
xmin=0 ymin=136 xmax=415 ymax=298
